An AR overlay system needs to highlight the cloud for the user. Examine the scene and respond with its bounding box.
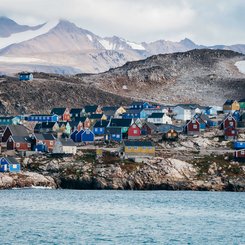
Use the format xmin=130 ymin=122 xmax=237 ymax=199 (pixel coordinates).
xmin=0 ymin=0 xmax=244 ymax=45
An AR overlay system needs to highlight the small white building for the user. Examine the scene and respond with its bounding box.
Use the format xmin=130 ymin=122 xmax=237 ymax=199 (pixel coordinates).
xmin=173 ymin=106 xmax=192 ymax=121
xmin=53 ymin=138 xmax=77 ymax=155
xmin=147 ymin=113 xmax=172 ymax=125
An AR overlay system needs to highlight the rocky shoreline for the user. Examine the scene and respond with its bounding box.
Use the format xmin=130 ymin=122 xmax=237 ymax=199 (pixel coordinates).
xmin=1 ymin=153 xmax=244 ymax=191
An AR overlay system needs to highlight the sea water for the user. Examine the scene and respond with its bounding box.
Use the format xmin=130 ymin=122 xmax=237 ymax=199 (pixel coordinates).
xmin=0 ymin=189 xmax=244 ymax=245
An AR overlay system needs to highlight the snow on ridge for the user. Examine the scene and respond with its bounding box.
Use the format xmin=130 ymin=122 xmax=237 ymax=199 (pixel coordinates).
xmin=126 ymin=41 xmax=145 ymax=50
xmin=99 ymin=39 xmax=117 ymax=50
xmin=235 ymin=61 xmax=245 ymax=74
xmin=86 ymin=34 xmax=93 ymax=42
xmin=0 ymin=20 xmax=59 ymax=50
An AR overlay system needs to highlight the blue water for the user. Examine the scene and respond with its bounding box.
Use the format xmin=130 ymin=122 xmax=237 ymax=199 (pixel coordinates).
xmin=0 ymin=190 xmax=244 ymax=245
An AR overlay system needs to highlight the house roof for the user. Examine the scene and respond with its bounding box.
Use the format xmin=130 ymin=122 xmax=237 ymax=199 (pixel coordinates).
xmin=29 ymin=114 xmax=55 ymax=117
xmin=142 ymin=122 xmax=158 ymax=131
xmin=69 ymin=121 xmax=81 ymax=128
xmin=124 ymin=109 xmax=142 ymax=114
xmin=89 ymin=114 xmax=103 ymax=119
xmin=59 ymin=138 xmax=76 ymax=147
xmin=84 ymin=105 xmax=98 ymax=113
xmin=224 ymin=100 xmax=237 ymax=105
xmin=124 ymin=140 xmax=154 ymax=147
xmin=110 ymin=118 xmax=132 ymax=127
xmin=175 ymin=104 xmax=204 ymax=110
xmin=157 ymin=124 xmax=183 ymax=133
xmin=70 ymin=108 xmax=83 ymax=115
xmin=10 ymin=135 xmax=31 ymax=143
xmin=73 ymin=116 xmax=88 ymax=123
xmin=103 ymin=110 xmax=116 ymax=117
xmin=2 ymin=157 xmax=19 ymax=165
xmin=0 ymin=116 xmax=15 ymax=120
xmin=106 ymin=127 xmax=122 ymax=134
xmin=51 ymin=108 xmax=67 ymax=115
xmin=93 ymin=120 xmax=109 ymax=128
xmin=239 ymin=99 xmax=245 ymax=103
xmin=102 ymin=106 xmax=118 ymax=111
xmin=130 ymin=101 xmax=149 ymax=106
xmin=40 ymin=122 xmax=57 ymax=129
xmin=7 ymin=125 xmax=29 ymax=136
xmin=34 ymin=133 xmax=55 ymax=141
xmin=148 ymin=113 xmax=165 ymax=118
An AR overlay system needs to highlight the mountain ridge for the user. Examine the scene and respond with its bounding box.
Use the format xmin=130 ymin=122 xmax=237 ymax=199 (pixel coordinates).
xmin=1 ymin=17 xmax=245 ymax=74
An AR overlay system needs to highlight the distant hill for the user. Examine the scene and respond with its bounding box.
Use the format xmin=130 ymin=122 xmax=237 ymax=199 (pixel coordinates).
xmin=80 ymin=49 xmax=245 ymax=106
xmin=1 ymin=17 xmax=245 ymax=74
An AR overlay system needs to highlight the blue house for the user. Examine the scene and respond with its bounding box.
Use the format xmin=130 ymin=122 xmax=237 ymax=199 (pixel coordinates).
xmin=105 ymin=127 xmax=122 ymax=142
xmin=75 ymin=129 xmax=94 ymax=143
xmin=93 ymin=120 xmax=109 ymax=135
xmin=122 ymin=109 xmax=142 ymax=119
xmin=232 ymin=111 xmax=241 ymax=122
xmin=25 ymin=114 xmax=59 ymax=122
xmin=0 ymin=157 xmax=21 ymax=173
xmin=130 ymin=101 xmax=151 ymax=109
xmin=233 ymin=141 xmax=245 ymax=150
xmin=19 ymin=72 xmax=33 ymax=81
xmin=70 ymin=130 xmax=78 ymax=142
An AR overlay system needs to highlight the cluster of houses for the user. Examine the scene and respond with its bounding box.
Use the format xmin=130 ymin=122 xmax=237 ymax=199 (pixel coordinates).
xmin=0 ymin=99 xmax=245 ymax=173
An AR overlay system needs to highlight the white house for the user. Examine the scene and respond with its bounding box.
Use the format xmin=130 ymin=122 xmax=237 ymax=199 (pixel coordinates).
xmin=53 ymin=138 xmax=77 ymax=155
xmin=147 ymin=113 xmax=172 ymax=124
xmin=173 ymin=106 xmax=192 ymax=121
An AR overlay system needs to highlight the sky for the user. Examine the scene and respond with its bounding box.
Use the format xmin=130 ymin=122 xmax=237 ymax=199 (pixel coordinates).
xmin=0 ymin=0 xmax=244 ymax=45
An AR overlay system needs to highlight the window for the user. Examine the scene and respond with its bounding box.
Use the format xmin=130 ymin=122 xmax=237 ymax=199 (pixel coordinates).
xmin=241 ymin=151 xmax=244 ymax=155
xmin=16 ymin=143 xmax=20 ymax=147
xmin=133 ymin=130 xmax=138 ymax=134
xmin=116 ymin=135 xmax=120 ymax=138
xmin=50 ymin=141 xmax=53 ymax=145
xmin=134 ymin=146 xmax=138 ymax=149
xmin=232 ymin=130 xmax=235 ymax=134
xmin=95 ymin=128 xmax=98 ymax=132
xmin=112 ymin=134 xmax=116 ymax=137
xmin=229 ymin=122 xmax=234 ymax=126
xmin=12 ymin=164 xmax=17 ymax=169
xmin=193 ymin=125 xmax=197 ymax=129
xmin=132 ymin=124 xmax=136 ymax=128
xmin=100 ymin=128 xmax=103 ymax=132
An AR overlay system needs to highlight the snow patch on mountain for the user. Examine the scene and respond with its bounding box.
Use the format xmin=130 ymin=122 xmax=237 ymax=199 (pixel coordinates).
xmin=235 ymin=61 xmax=245 ymax=74
xmin=86 ymin=34 xmax=93 ymax=42
xmin=0 ymin=20 xmax=59 ymax=49
xmin=126 ymin=41 xmax=145 ymax=50
xmin=98 ymin=39 xmax=124 ymax=50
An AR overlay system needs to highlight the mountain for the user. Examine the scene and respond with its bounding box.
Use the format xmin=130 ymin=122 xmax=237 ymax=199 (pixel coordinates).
xmin=0 ymin=16 xmax=44 ymax=38
xmin=1 ymin=17 xmax=245 ymax=74
xmin=80 ymin=49 xmax=245 ymax=106
xmin=0 ymin=49 xmax=244 ymax=115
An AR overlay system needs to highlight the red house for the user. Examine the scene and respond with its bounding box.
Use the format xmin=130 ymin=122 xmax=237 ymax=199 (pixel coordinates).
xmin=51 ymin=108 xmax=71 ymax=121
xmin=141 ymin=122 xmax=158 ymax=135
xmin=234 ymin=149 xmax=245 ymax=162
xmin=33 ymin=133 xmax=56 ymax=151
xmin=186 ymin=119 xmax=200 ymax=136
xmin=2 ymin=125 xmax=29 ymax=142
xmin=223 ymin=115 xmax=236 ymax=130
xmin=224 ymin=127 xmax=238 ymax=141
xmin=128 ymin=123 xmax=141 ymax=139
xmin=7 ymin=136 xmax=31 ymax=151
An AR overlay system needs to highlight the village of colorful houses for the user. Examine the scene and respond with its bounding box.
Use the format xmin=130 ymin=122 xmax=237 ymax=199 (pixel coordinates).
xmin=0 ymin=98 xmax=245 ymax=173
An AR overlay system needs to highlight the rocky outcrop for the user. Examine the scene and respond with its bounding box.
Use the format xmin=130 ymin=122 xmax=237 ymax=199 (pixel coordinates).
xmin=0 ymin=171 xmax=57 ymax=189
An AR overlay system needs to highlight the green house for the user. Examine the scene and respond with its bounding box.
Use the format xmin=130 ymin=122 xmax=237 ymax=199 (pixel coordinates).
xmin=0 ymin=116 xmax=20 ymax=125
xmin=239 ymin=99 xmax=245 ymax=110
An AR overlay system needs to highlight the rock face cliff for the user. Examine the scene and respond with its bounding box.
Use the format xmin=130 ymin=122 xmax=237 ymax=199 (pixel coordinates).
xmin=1 ymin=150 xmax=243 ymax=191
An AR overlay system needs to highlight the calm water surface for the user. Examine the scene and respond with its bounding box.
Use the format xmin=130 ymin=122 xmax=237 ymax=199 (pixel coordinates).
xmin=0 ymin=189 xmax=244 ymax=245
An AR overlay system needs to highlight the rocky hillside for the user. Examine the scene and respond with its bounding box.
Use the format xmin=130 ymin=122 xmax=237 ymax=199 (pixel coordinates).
xmin=81 ymin=49 xmax=245 ymax=106
xmin=0 ymin=73 xmax=131 ymax=115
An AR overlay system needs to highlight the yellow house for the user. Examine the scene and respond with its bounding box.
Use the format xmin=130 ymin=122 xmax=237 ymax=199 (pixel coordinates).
xmin=115 ymin=106 xmax=126 ymax=117
xmin=122 ymin=140 xmax=155 ymax=159
xmin=223 ymin=100 xmax=240 ymax=113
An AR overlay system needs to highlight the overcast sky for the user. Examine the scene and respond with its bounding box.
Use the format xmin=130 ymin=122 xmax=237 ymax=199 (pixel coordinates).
xmin=0 ymin=0 xmax=244 ymax=45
